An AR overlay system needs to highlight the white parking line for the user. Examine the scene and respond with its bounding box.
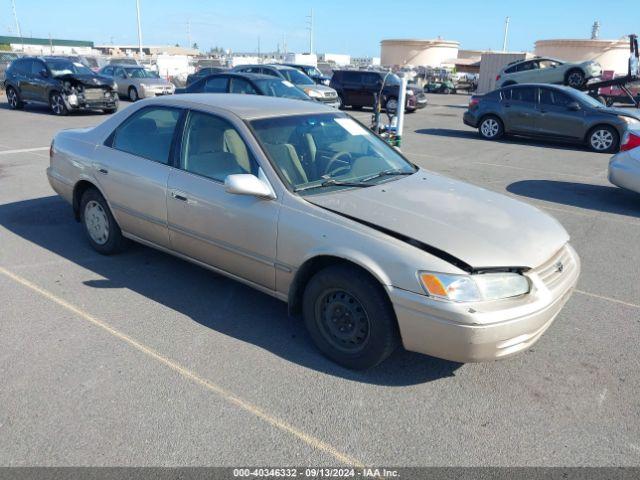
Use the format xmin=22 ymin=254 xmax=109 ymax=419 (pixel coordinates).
xmin=575 ymin=289 xmax=640 ymax=310
xmin=0 ymin=146 xmax=49 ymax=155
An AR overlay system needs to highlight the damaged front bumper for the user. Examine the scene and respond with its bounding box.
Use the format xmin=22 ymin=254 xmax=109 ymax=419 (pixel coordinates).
xmin=63 ymin=89 xmax=118 ymax=111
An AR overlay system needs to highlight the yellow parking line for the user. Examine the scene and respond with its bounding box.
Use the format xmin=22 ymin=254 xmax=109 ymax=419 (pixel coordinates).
xmin=0 ymin=265 xmax=364 ymax=467
xmin=575 ymin=289 xmax=640 ymax=310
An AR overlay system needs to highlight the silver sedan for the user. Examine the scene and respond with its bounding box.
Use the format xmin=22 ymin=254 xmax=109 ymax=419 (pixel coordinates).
xmin=609 ymin=130 xmax=640 ymax=194
xmin=47 ymin=94 xmax=579 ymax=369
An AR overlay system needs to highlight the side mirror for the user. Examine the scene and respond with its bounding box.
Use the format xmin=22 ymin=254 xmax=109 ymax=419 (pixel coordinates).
xmin=224 ymin=174 xmax=274 ymax=199
xmin=39 ymin=69 xmax=49 ymax=78
xmin=567 ymin=101 xmax=581 ymax=111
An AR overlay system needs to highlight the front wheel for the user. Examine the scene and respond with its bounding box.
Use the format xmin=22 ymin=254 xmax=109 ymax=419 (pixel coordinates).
xmin=479 ymin=115 xmax=504 ymax=140
xmin=302 ymin=264 xmax=400 ymax=370
xmin=566 ymin=70 xmax=586 ymax=88
xmin=49 ymin=92 xmax=68 ymax=116
xmin=80 ymin=188 xmax=126 ymax=254
xmin=588 ymin=125 xmax=619 ymax=153
xmin=128 ymin=87 xmax=139 ymax=102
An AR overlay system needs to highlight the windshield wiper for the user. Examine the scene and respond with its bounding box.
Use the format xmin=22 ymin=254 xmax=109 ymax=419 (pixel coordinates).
xmin=294 ymin=178 xmax=371 ymax=192
xmin=360 ymin=169 xmax=415 ymax=183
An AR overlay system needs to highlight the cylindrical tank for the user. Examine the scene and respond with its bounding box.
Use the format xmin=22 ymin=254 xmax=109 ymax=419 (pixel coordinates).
xmin=535 ymin=38 xmax=630 ymax=74
xmin=380 ymin=39 xmax=460 ymax=67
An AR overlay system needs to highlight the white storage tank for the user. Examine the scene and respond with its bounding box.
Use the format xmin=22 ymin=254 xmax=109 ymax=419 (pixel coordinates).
xmin=535 ymin=38 xmax=631 ymax=75
xmin=380 ymin=39 xmax=460 ymax=67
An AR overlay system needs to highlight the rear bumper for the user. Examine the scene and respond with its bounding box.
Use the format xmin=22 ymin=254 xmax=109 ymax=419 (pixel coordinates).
xmin=389 ymin=244 xmax=580 ymax=363
xmin=463 ymin=111 xmax=478 ymax=127
xmin=608 ymin=151 xmax=640 ymax=194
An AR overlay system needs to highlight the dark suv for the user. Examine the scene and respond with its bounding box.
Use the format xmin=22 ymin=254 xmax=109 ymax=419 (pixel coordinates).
xmin=5 ymin=56 xmax=118 ymax=115
xmin=463 ymin=84 xmax=640 ymax=153
xmin=330 ymin=70 xmax=427 ymax=112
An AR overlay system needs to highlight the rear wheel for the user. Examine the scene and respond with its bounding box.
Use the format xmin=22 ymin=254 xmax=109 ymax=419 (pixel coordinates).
xmin=588 ymin=125 xmax=619 ymax=153
xmin=302 ymin=264 xmax=400 ymax=370
xmin=479 ymin=115 xmax=504 ymax=140
xmin=6 ymin=87 xmax=24 ymax=110
xmin=49 ymin=92 xmax=68 ymax=116
xmin=80 ymin=188 xmax=126 ymax=254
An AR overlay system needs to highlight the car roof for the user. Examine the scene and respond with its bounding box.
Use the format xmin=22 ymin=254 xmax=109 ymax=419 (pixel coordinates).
xmin=142 ymin=93 xmax=333 ymax=120
xmin=217 ymin=72 xmax=278 ymax=80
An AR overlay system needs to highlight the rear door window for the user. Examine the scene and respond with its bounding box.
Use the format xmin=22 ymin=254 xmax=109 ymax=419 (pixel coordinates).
xmin=111 ymin=107 xmax=182 ymax=164
xmin=204 ymin=76 xmax=229 ymax=93
xmin=511 ymin=87 xmax=536 ymax=104
xmin=540 ymin=88 xmax=572 ymax=107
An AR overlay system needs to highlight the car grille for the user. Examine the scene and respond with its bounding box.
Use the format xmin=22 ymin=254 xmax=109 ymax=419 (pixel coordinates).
xmin=532 ymin=245 xmax=576 ymax=290
xmin=83 ymin=88 xmax=104 ymax=100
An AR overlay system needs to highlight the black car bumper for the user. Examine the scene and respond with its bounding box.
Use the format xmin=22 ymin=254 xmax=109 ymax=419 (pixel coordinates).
xmin=463 ymin=111 xmax=478 ymax=127
xmin=64 ymin=91 xmax=118 ymax=111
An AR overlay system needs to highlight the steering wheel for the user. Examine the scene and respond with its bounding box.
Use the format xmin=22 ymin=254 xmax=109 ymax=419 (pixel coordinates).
xmin=325 ymin=151 xmax=353 ymax=177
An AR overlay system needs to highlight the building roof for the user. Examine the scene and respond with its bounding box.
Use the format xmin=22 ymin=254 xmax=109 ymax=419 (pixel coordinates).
xmin=0 ymin=35 xmax=93 ymax=47
xmin=143 ymin=93 xmax=332 ymax=120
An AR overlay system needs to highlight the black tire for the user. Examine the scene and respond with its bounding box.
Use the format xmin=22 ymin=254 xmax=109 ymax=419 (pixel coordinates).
xmin=565 ymin=69 xmax=586 ymax=88
xmin=6 ymin=86 xmax=24 ymax=110
xmin=102 ymin=108 xmax=117 ymax=114
xmin=478 ymin=115 xmax=504 ymax=140
xmin=128 ymin=86 xmax=139 ymax=102
xmin=49 ymin=91 xmax=68 ymax=116
xmin=302 ymin=264 xmax=400 ymax=370
xmin=337 ymin=94 xmax=346 ymax=110
xmin=587 ymin=125 xmax=619 ymax=153
xmin=443 ymin=88 xmax=451 ymax=94
xmin=80 ymin=188 xmax=126 ymax=255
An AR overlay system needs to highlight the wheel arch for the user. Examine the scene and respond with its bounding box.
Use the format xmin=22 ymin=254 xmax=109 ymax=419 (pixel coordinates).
xmin=72 ymin=179 xmax=107 ymax=221
xmin=287 ymin=254 xmax=392 ymax=317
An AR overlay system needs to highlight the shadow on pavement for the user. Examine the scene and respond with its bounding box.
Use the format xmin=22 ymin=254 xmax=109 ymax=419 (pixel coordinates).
xmin=415 ymin=128 xmax=593 ymax=152
xmin=0 ymin=195 xmax=462 ymax=385
xmin=507 ymin=180 xmax=640 ymax=217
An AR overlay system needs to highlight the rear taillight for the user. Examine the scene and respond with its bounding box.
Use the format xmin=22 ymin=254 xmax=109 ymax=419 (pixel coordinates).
xmin=469 ymin=97 xmax=480 ymax=108
xmin=621 ymin=131 xmax=640 ymax=151
xmin=496 ymin=74 xmax=501 ymax=81
xmin=49 ymin=139 xmax=54 ymax=159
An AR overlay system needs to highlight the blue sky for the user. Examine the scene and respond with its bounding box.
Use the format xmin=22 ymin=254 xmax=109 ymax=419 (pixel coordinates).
xmin=1 ymin=0 xmax=636 ymax=56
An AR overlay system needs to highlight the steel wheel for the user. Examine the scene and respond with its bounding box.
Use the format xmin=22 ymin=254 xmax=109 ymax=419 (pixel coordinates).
xmin=481 ymin=118 xmax=500 ymax=138
xmin=315 ymin=289 xmax=370 ymax=354
xmin=590 ymin=128 xmax=614 ymax=151
xmin=50 ymin=93 xmax=66 ymax=115
xmin=84 ymin=200 xmax=110 ymax=245
xmin=7 ymin=88 xmax=18 ymax=109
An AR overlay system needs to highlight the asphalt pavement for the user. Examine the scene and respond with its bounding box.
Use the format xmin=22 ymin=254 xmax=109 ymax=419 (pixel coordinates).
xmin=0 ymin=95 xmax=639 ymax=467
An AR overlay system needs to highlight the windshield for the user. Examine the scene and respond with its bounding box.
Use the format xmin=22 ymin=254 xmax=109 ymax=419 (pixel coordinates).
xmin=250 ymin=113 xmax=416 ymax=193
xmin=573 ymin=90 xmax=606 ymax=108
xmin=279 ymin=68 xmax=315 ymax=85
xmin=255 ymin=79 xmax=310 ymax=100
xmin=302 ymin=66 xmax=323 ymax=77
xmin=45 ymin=59 xmax=94 ymax=76
xmin=126 ymin=68 xmax=157 ymax=78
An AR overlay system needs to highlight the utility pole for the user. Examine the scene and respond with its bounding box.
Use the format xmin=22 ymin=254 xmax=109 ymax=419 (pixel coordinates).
xmin=283 ymin=33 xmax=287 ymax=55
xmin=306 ymin=9 xmax=314 ymax=54
xmin=502 ymin=16 xmax=510 ymax=52
xmin=11 ymin=0 xmax=23 ymax=51
xmin=135 ymin=0 xmax=143 ymax=57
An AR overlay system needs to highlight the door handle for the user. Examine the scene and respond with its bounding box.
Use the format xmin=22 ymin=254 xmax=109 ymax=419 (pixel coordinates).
xmin=92 ymin=163 xmax=108 ymax=175
xmin=171 ymin=191 xmax=189 ymax=202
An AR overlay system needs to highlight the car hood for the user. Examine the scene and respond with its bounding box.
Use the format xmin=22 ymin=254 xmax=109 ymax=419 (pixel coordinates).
xmin=300 ymin=83 xmax=336 ymax=94
xmin=597 ymin=106 xmax=640 ymax=120
xmin=56 ymin=74 xmax=114 ymax=88
xmin=306 ymin=170 xmax=569 ymax=270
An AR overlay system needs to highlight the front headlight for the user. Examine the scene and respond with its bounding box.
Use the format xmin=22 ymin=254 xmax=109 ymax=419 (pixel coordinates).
xmin=619 ymin=115 xmax=640 ymax=125
xmin=304 ymin=88 xmax=322 ymax=99
xmin=419 ymin=271 xmax=530 ymax=302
